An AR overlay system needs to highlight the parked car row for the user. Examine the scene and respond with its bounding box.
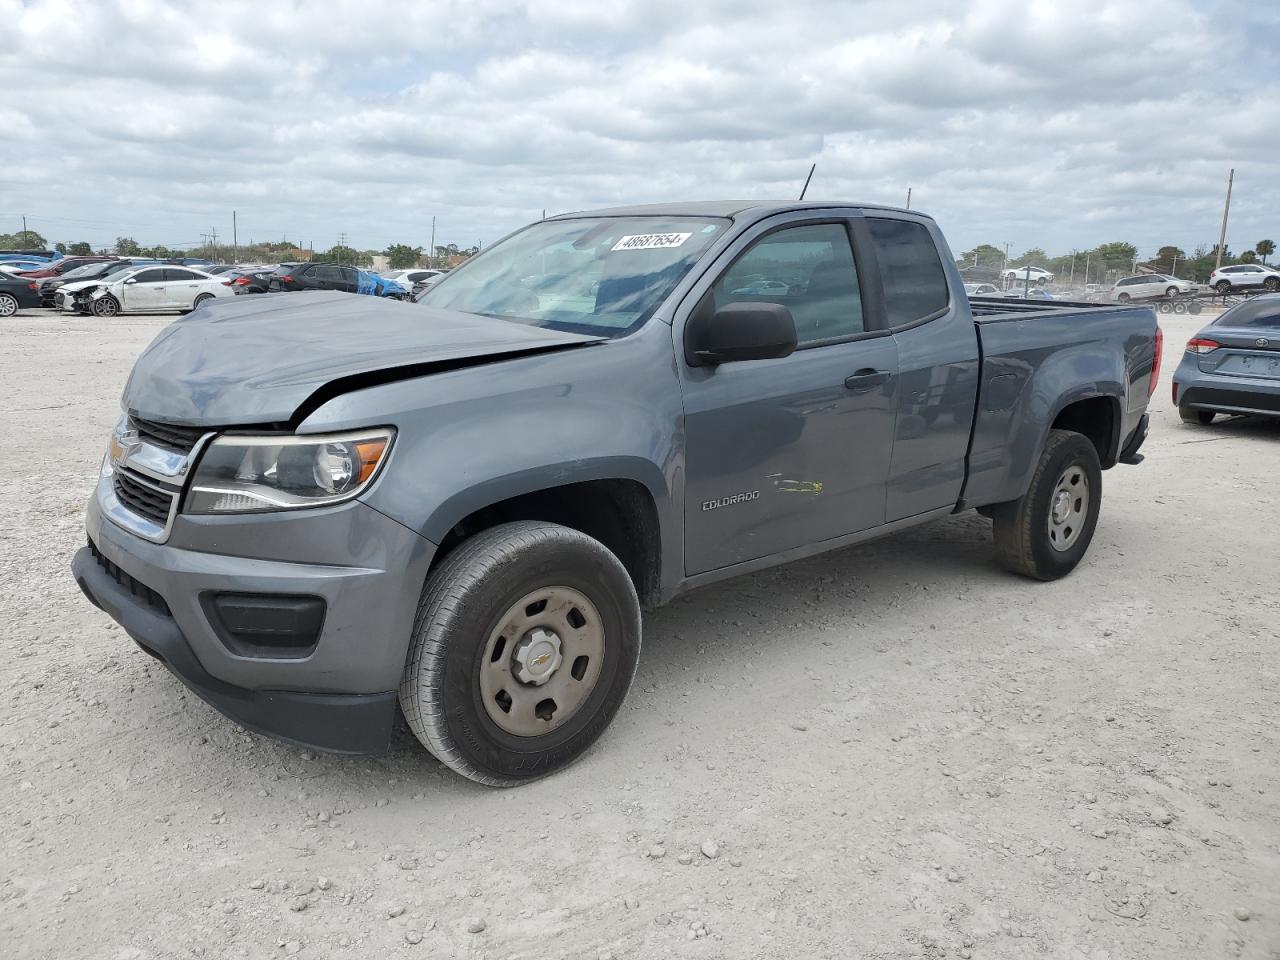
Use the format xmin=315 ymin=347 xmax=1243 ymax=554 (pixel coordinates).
xmin=0 ymin=253 xmax=452 ymax=316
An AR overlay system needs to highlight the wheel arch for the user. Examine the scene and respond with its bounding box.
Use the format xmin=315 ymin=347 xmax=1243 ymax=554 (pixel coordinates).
xmin=421 ymin=459 xmax=669 ymax=609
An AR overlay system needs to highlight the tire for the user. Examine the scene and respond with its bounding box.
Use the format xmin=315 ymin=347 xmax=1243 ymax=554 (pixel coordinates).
xmin=1117 ymin=292 xmax=1131 ymax=303
xmin=1189 ymin=301 xmax=1203 ymax=315
xmin=1158 ymin=301 xmax=1172 ymax=314
xmin=1179 ymin=406 xmax=1215 ymax=425
xmin=1173 ymin=301 xmax=1188 ymax=314
xmin=1166 ymin=286 xmax=1179 ymax=299
xmin=400 ymin=521 xmax=642 ymax=786
xmin=991 ymin=429 xmax=1102 ymax=581
xmin=91 ymin=295 xmax=119 ymax=318
xmin=1265 ymin=277 xmax=1280 ymax=292
xmin=0 ymin=292 xmax=17 ymax=317
xmin=193 ymin=293 xmax=214 ymax=310
xmin=1215 ymin=280 xmax=1232 ymax=295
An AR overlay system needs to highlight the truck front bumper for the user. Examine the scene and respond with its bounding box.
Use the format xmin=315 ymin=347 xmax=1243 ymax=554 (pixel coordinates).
xmin=72 ymin=486 xmax=436 ymax=754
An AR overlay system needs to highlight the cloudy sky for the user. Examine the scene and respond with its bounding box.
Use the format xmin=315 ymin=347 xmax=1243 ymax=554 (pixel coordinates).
xmin=1 ymin=0 xmax=1277 ymax=261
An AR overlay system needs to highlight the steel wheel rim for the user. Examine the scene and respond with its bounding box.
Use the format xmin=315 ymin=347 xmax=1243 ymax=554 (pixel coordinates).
xmin=0 ymin=294 xmax=16 ymax=316
xmin=1047 ymin=465 xmax=1089 ymax=552
xmin=478 ymin=585 xmax=606 ymax=737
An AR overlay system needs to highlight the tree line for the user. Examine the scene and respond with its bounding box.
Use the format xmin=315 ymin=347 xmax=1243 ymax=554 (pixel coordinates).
xmin=0 ymin=229 xmax=478 ymax=271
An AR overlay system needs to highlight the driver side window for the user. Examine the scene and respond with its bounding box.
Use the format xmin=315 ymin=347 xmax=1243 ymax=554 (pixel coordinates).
xmin=710 ymin=223 xmax=864 ymax=345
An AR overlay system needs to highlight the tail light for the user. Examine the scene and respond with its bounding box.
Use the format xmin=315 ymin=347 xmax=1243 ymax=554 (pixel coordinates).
xmin=28 ymin=282 xmax=37 ymax=290
xmin=1149 ymin=326 xmax=1163 ymax=396
xmin=234 ymin=276 xmax=250 ymax=285
xmin=1186 ymin=338 xmax=1220 ymax=354
xmin=281 ymin=275 xmax=295 ymax=283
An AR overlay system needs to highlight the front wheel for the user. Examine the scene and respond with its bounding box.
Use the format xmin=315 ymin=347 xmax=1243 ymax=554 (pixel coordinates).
xmin=400 ymin=521 xmax=641 ymax=786
xmin=991 ymin=429 xmax=1102 ymax=581
xmin=1179 ymin=406 xmax=1215 ymax=425
xmin=1265 ymin=277 xmax=1280 ymax=292
xmin=91 ymin=295 xmax=120 ymax=318
xmin=1165 ymin=286 xmax=1179 ymax=298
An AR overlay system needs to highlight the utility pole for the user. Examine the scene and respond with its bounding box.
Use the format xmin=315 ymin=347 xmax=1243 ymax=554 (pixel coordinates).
xmin=430 ymin=216 xmax=436 ymax=264
xmin=232 ymin=210 xmax=238 ymax=264
xmin=209 ymin=227 xmax=218 ymax=261
xmin=1069 ymin=250 xmax=1077 ymax=286
xmin=905 ymin=187 xmax=912 ymax=210
xmin=337 ymin=232 xmax=348 ymax=265
xmin=22 ymin=214 xmax=27 ymax=235
xmin=1215 ymin=168 xmax=1234 ymax=270
xmin=1170 ymin=253 xmax=1179 ymax=278
xmin=1084 ymin=251 xmax=1091 ymax=287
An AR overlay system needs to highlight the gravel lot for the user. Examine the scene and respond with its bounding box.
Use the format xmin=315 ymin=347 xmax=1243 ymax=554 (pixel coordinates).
xmin=3 ymin=306 xmax=1278 ymax=960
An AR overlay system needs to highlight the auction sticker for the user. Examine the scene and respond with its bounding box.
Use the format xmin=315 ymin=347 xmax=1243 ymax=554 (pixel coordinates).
xmin=611 ymin=232 xmax=692 ymax=251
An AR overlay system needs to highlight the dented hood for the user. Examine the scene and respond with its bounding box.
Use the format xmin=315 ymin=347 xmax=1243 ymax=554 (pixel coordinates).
xmin=122 ymin=291 xmax=603 ymax=425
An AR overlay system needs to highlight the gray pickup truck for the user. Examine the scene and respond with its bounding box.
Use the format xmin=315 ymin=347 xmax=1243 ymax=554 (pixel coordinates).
xmin=73 ymin=201 xmax=1160 ymax=785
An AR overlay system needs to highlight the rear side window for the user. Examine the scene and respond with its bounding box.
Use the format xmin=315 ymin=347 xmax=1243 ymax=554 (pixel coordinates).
xmin=1214 ymin=300 xmax=1280 ymax=329
xmin=866 ymin=219 xmax=949 ymax=326
xmin=164 ymin=268 xmax=202 ymax=281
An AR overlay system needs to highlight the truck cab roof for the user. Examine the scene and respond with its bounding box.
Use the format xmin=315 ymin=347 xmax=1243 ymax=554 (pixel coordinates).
xmin=548 ymin=200 xmax=933 ymax=223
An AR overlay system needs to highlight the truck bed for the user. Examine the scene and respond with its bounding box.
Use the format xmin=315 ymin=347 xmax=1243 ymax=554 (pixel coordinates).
xmin=967 ymin=296 xmax=1120 ymax=320
xmin=960 ymin=297 xmax=1159 ymax=510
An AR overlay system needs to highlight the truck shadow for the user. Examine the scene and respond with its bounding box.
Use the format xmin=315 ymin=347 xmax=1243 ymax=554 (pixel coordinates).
xmin=372 ymin=509 xmax=1003 ymax=783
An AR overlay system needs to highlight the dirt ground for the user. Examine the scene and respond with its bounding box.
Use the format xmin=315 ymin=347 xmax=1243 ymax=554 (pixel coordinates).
xmin=2 ymin=306 xmax=1277 ymax=960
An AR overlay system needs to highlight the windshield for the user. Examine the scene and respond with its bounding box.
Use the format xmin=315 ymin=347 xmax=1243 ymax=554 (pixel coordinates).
xmin=419 ymin=216 xmax=729 ymax=336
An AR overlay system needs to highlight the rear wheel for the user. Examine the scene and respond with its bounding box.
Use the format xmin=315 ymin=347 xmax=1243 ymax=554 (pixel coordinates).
xmin=91 ymin=295 xmax=119 ymax=318
xmin=400 ymin=521 xmax=642 ymax=786
xmin=1117 ymin=292 xmax=1131 ymax=303
xmin=0 ymin=292 xmax=17 ymax=317
xmin=1179 ymin=406 xmax=1215 ymax=425
xmin=1215 ymin=280 xmax=1232 ymax=295
xmin=991 ymin=429 xmax=1102 ymax=581
xmin=193 ymin=293 xmax=215 ymax=310
xmin=1173 ymin=301 xmax=1188 ymax=314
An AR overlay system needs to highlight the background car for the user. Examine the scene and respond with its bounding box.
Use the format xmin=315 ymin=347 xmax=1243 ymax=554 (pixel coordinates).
xmin=1209 ymin=263 xmax=1280 ymax=294
xmin=38 ymin=258 xmax=158 ymax=306
xmin=1110 ymin=274 xmax=1197 ymax=302
xmin=1172 ymin=295 xmax=1280 ymax=424
xmin=384 ymin=268 xmax=444 ymax=293
xmin=15 ymin=255 xmax=117 ymax=279
xmin=358 ymin=270 xmax=409 ymax=299
xmin=225 ymin=266 xmax=277 ymax=294
xmin=0 ymin=259 xmax=51 ymax=274
xmin=58 ymin=265 xmax=233 ymax=317
xmin=963 ymin=282 xmax=1002 ymax=297
xmin=0 ymin=274 xmax=42 ymax=317
xmin=731 ymin=279 xmax=790 ymax=295
xmin=1002 ymin=265 xmax=1054 ymax=285
xmin=268 ymin=262 xmax=361 ymax=293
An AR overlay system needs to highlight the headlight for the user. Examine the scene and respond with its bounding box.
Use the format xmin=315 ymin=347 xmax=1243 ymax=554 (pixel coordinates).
xmin=185 ymin=429 xmax=394 ymax=514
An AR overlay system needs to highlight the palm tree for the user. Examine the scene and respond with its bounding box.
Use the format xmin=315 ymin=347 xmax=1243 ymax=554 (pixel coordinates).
xmin=1256 ymin=239 xmax=1275 ymax=265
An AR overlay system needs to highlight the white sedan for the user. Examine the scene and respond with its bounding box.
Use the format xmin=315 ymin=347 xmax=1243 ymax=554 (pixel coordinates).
xmin=56 ymin=265 xmax=234 ymax=317
xmin=1001 ymin=266 xmax=1054 ymax=285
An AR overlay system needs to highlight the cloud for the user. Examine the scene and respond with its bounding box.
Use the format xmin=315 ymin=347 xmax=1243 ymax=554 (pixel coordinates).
xmin=0 ymin=0 xmax=1275 ymax=259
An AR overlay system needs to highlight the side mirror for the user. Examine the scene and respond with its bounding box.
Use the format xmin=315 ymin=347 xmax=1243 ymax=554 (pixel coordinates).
xmin=124 ymin=277 xmax=138 ymax=284
xmin=685 ymin=301 xmax=797 ymax=366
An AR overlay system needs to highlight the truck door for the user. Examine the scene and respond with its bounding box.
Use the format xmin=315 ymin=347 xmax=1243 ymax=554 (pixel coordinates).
xmin=861 ymin=217 xmax=980 ymax=521
xmin=678 ymin=216 xmax=898 ymax=576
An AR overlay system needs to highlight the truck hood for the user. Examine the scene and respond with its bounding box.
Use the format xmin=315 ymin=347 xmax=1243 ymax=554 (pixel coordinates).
xmin=122 ymin=291 xmax=605 ymax=425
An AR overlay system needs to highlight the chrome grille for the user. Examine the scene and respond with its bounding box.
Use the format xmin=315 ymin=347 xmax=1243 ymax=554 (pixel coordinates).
xmin=112 ymin=469 xmax=175 ymax=526
xmin=129 ymin=416 xmax=208 ymax=453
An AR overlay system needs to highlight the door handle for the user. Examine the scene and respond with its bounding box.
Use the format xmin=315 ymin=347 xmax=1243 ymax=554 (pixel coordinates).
xmin=844 ymin=369 xmax=891 ymax=392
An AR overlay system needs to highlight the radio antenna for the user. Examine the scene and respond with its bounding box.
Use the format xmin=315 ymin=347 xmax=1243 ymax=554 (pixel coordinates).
xmin=798 ymin=163 xmax=816 ymax=201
